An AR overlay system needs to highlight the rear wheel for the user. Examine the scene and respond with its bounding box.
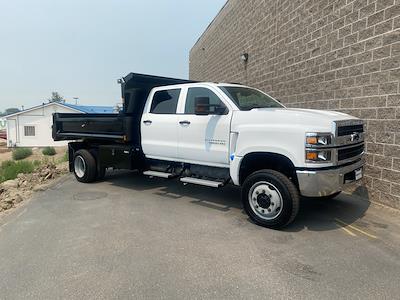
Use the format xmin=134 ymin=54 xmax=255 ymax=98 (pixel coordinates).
xmin=73 ymin=149 xmax=97 ymax=183
xmin=242 ymin=170 xmax=299 ymax=229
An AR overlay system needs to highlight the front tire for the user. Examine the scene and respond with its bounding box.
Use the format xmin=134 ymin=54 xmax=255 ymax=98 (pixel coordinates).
xmin=73 ymin=149 xmax=97 ymax=183
xmin=242 ymin=170 xmax=299 ymax=229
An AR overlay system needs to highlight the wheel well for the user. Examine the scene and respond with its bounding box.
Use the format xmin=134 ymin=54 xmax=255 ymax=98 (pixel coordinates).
xmin=68 ymin=142 xmax=99 ymax=172
xmin=239 ymin=152 xmax=298 ymax=187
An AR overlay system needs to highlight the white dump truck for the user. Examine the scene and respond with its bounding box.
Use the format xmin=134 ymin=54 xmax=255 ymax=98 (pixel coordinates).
xmin=53 ymin=73 xmax=364 ymax=229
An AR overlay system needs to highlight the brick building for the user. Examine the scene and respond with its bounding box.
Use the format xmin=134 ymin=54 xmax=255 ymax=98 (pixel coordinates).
xmin=190 ymin=0 xmax=400 ymax=208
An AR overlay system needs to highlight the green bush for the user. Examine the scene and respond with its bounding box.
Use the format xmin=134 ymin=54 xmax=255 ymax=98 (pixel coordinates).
xmin=42 ymin=146 xmax=56 ymax=156
xmin=12 ymin=148 xmax=33 ymax=160
xmin=62 ymin=151 xmax=68 ymax=162
xmin=56 ymin=150 xmax=69 ymax=164
xmin=1 ymin=160 xmax=14 ymax=168
xmin=33 ymin=160 xmax=41 ymax=167
xmin=0 ymin=160 xmax=35 ymax=183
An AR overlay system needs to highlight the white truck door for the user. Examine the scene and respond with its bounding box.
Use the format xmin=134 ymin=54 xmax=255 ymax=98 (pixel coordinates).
xmin=177 ymin=87 xmax=232 ymax=167
xmin=141 ymin=88 xmax=181 ymax=160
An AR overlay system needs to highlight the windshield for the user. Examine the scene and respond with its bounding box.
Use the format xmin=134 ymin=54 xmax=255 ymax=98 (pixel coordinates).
xmin=219 ymin=86 xmax=284 ymax=110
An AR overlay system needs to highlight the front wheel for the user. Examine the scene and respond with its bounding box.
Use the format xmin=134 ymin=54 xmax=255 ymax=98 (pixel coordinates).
xmin=242 ymin=170 xmax=299 ymax=229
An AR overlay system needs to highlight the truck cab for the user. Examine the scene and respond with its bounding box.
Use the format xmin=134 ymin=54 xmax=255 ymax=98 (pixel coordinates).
xmin=53 ymin=73 xmax=365 ymax=229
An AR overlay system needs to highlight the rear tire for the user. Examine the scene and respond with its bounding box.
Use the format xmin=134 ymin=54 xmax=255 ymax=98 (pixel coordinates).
xmin=73 ymin=149 xmax=97 ymax=183
xmin=242 ymin=169 xmax=299 ymax=229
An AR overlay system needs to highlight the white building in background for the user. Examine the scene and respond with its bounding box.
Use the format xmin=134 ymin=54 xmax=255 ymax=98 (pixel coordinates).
xmin=5 ymin=102 xmax=113 ymax=147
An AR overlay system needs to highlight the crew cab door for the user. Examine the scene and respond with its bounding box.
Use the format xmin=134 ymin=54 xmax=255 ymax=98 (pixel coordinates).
xmin=177 ymin=86 xmax=232 ymax=167
xmin=141 ymin=88 xmax=181 ymax=160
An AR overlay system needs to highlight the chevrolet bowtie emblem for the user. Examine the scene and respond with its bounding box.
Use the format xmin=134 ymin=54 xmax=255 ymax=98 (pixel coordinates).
xmin=350 ymin=132 xmax=360 ymax=142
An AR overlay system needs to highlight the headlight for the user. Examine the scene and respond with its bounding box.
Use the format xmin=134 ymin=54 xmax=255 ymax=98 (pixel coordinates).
xmin=306 ymin=149 xmax=332 ymax=162
xmin=306 ymin=133 xmax=332 ymax=146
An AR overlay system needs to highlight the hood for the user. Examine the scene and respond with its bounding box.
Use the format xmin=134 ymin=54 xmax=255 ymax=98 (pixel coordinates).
xmin=232 ymin=108 xmax=358 ymax=133
xmin=266 ymin=108 xmax=354 ymax=122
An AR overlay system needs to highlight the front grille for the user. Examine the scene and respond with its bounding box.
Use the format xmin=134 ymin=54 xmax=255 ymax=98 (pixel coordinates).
xmin=338 ymin=144 xmax=364 ymax=161
xmin=337 ymin=124 xmax=363 ymax=136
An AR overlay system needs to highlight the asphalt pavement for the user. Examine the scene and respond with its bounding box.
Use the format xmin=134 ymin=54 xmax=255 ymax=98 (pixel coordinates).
xmin=0 ymin=171 xmax=399 ymax=299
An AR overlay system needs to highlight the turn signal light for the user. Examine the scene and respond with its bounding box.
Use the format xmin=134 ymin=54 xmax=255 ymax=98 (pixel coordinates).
xmin=306 ymin=152 xmax=318 ymax=160
xmin=306 ymin=133 xmax=332 ymax=146
xmin=306 ymin=149 xmax=332 ymax=162
xmin=306 ymin=136 xmax=318 ymax=145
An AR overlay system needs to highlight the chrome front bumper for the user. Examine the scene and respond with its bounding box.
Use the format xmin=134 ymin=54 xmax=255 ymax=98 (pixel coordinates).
xmin=296 ymin=159 xmax=364 ymax=197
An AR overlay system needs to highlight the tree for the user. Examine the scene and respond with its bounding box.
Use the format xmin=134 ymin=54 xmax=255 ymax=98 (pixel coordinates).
xmin=3 ymin=108 xmax=20 ymax=115
xmin=48 ymin=92 xmax=65 ymax=103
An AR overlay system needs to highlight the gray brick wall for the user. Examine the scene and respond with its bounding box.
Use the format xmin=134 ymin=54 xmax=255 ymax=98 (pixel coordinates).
xmin=190 ymin=0 xmax=400 ymax=209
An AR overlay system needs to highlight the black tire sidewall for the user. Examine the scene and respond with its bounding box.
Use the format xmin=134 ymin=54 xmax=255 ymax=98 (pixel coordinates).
xmin=242 ymin=171 xmax=296 ymax=229
xmin=73 ymin=150 xmax=97 ymax=183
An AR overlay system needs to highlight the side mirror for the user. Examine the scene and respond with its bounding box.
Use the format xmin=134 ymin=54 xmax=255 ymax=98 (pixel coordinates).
xmin=214 ymin=105 xmax=228 ymax=115
xmin=195 ymin=97 xmax=228 ymax=115
xmin=195 ymin=97 xmax=211 ymax=115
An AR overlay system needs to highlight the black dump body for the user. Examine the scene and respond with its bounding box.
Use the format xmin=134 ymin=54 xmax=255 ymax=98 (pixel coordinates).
xmin=53 ymin=73 xmax=195 ymax=145
xmin=52 ymin=113 xmax=131 ymax=142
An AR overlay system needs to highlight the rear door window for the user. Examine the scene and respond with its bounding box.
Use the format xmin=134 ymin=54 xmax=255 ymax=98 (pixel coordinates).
xmin=150 ymin=89 xmax=181 ymax=114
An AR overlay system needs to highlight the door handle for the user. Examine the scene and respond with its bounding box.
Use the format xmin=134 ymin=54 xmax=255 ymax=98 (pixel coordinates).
xmin=143 ymin=120 xmax=152 ymax=125
xmin=179 ymin=120 xmax=191 ymax=125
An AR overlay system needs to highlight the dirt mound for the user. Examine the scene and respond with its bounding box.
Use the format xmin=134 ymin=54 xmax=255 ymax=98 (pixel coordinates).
xmin=0 ymin=162 xmax=69 ymax=213
xmin=0 ymin=140 xmax=9 ymax=154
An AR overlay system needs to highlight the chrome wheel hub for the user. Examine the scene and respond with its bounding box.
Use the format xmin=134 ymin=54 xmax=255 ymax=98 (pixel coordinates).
xmin=248 ymin=181 xmax=283 ymax=220
xmin=74 ymin=156 xmax=86 ymax=178
xmin=257 ymin=193 xmax=271 ymax=209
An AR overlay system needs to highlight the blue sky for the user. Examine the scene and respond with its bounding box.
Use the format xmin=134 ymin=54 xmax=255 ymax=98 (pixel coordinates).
xmin=0 ymin=0 xmax=226 ymax=111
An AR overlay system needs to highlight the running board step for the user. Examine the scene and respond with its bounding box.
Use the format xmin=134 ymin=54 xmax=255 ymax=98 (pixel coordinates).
xmin=143 ymin=171 xmax=175 ymax=179
xmin=180 ymin=177 xmax=224 ymax=188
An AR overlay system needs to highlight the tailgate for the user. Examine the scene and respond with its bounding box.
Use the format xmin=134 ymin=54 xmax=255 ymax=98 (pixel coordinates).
xmin=52 ymin=113 xmax=134 ymax=142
